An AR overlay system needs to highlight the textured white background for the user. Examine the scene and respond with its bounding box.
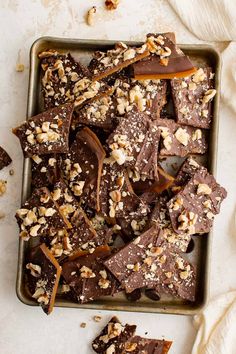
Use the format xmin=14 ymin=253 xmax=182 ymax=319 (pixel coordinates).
xmin=0 ymin=1 xmax=235 ymax=354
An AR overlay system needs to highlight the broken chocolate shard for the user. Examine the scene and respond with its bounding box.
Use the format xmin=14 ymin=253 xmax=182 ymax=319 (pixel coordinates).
xmin=107 ymin=110 xmax=160 ymax=179
xmin=39 ymin=50 xmax=108 ymax=109
xmin=31 ymin=154 xmax=59 ymax=188
xmin=13 ymin=103 xmax=73 ymax=158
xmin=123 ymin=335 xmax=172 ymax=354
xmin=171 ymin=67 xmax=215 ymax=129
xmin=0 ymin=146 xmax=12 ymax=170
xmin=26 ymin=243 xmax=61 ymax=315
xmin=60 ymin=127 xmax=105 ymax=211
xmin=92 ymin=316 xmax=136 ymax=353
xmin=90 ymin=41 xmax=150 ymax=82
xmin=168 ymin=167 xmax=227 ymax=235
xmin=157 ymin=118 xmax=208 ymax=157
xmin=15 ymin=187 xmax=71 ymax=241
xmin=104 ymin=226 xmax=196 ymax=301
xmin=132 ymin=33 xmax=196 ymax=80
xmin=149 ymin=195 xmax=192 ymax=253
xmin=62 ymin=246 xmax=120 ymax=304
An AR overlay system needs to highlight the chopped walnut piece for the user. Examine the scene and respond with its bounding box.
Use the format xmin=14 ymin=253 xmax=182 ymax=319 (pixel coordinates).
xmin=80 ymin=265 xmax=96 ymax=278
xmin=87 ymin=6 xmax=97 ymax=26
xmin=105 ymin=0 xmax=120 ymax=10
xmin=0 ymin=180 xmax=7 ymax=196
xmin=202 ymin=89 xmax=216 ymax=104
xmin=26 ymin=263 xmax=42 ymax=277
xmin=16 ymin=63 xmax=25 ymax=72
xmin=94 ymin=315 xmax=102 ymax=322
xmin=197 ymin=183 xmax=212 ymax=195
xmin=175 ymin=128 xmax=190 ymax=146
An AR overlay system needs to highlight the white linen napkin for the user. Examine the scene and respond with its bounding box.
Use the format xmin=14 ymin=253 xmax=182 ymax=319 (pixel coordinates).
xmin=168 ymin=0 xmax=236 ymax=113
xmin=192 ymin=292 xmax=236 ymax=354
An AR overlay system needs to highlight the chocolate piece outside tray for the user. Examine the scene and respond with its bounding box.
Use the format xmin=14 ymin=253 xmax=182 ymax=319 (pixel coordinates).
xmin=26 ymin=243 xmax=61 ymax=315
xmin=60 ymin=127 xmax=105 ymax=211
xmin=92 ymin=316 xmax=136 ymax=354
xmin=0 ymin=146 xmax=12 ymax=170
xmin=13 ymin=103 xmax=74 ymax=158
xmin=157 ymin=118 xmax=208 ymax=157
xmin=132 ymin=33 xmax=196 ymax=80
xmin=104 ymin=226 xmax=196 ymax=301
xmin=39 ymin=50 xmax=109 ymax=110
xmin=15 ymin=187 xmax=71 ymax=241
xmin=107 ymin=110 xmax=160 ymax=179
xmin=167 ymin=167 xmax=227 ymax=235
xmin=61 ymin=246 xmax=120 ymax=304
xmin=171 ymin=67 xmax=215 ymax=129
xmin=123 ymin=336 xmax=172 ymax=354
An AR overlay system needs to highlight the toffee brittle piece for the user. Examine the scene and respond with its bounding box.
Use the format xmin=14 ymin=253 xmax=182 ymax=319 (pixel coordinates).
xmin=15 ymin=187 xmax=71 ymax=241
xmin=26 ymin=243 xmax=61 ymax=314
xmin=0 ymin=146 xmax=12 ymax=170
xmin=123 ymin=336 xmax=172 ymax=354
xmin=72 ymin=78 xmax=167 ymax=132
xmin=107 ymin=111 xmax=160 ymax=179
xmin=92 ymin=316 xmax=136 ymax=354
xmin=149 ymin=195 xmax=191 ymax=253
xmin=104 ymin=226 xmax=196 ymax=301
xmin=90 ymin=41 xmax=150 ymax=82
xmin=31 ymin=154 xmax=59 ymax=188
xmin=132 ymin=33 xmax=196 ymax=80
xmin=13 ymin=103 xmax=73 ymax=158
xmin=171 ymin=156 xmax=205 ymax=193
xmin=171 ymin=68 xmax=215 ymax=129
xmin=112 ymin=78 xmax=167 ymax=119
xmin=72 ymin=94 xmax=117 ymax=131
xmin=39 ymin=50 xmax=108 ymax=109
xmin=157 ymin=118 xmax=207 ymax=157
xmin=60 ymin=127 xmax=105 ymax=211
xmin=99 ymin=162 xmax=142 ymax=221
xmin=62 ymin=246 xmax=120 ymax=304
xmin=42 ymin=180 xmax=100 ymax=258
xmin=129 ymin=164 xmax=174 ymax=195
xmin=167 ymin=168 xmax=227 ymax=235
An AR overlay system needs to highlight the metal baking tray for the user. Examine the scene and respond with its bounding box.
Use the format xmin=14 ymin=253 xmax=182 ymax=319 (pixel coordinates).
xmin=16 ymin=36 xmax=221 ymax=315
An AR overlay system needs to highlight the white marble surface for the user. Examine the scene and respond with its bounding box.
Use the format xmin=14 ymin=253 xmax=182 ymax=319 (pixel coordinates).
xmin=0 ymin=1 xmax=235 ymax=353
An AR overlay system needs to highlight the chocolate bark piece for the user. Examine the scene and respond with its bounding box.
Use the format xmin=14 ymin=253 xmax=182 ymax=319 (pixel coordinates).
xmin=125 ymin=288 xmax=142 ymax=302
xmin=104 ymin=227 xmax=196 ymax=301
xmin=171 ymin=156 xmax=205 ymax=193
xmin=13 ymin=103 xmax=73 ymax=158
xmin=31 ymin=154 xmax=59 ymax=188
xmin=15 ymin=187 xmax=71 ymax=241
xmin=42 ymin=180 xmax=103 ymax=258
xmin=62 ymin=246 xmax=120 ymax=304
xmin=90 ymin=41 xmax=150 ymax=82
xmin=123 ymin=336 xmax=172 ymax=354
xmin=157 ymin=118 xmax=208 ymax=157
xmin=39 ymin=50 xmax=108 ymax=109
xmin=26 ymin=243 xmax=61 ymax=315
xmin=167 ymin=168 xmax=227 ymax=235
xmin=72 ymin=94 xmax=117 ymax=131
xmin=60 ymin=127 xmax=105 ymax=211
xmin=99 ymin=162 xmax=142 ymax=222
xmin=149 ymin=196 xmax=191 ymax=253
xmin=171 ymin=67 xmax=215 ymax=129
xmin=132 ymin=33 xmax=196 ymax=80
xmin=107 ymin=111 xmax=160 ymax=179
xmin=0 ymin=146 xmax=12 ymax=170
xmin=130 ymin=164 xmax=174 ymax=195
xmin=92 ymin=316 xmax=136 ymax=354
xmin=112 ymin=78 xmax=167 ymax=119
